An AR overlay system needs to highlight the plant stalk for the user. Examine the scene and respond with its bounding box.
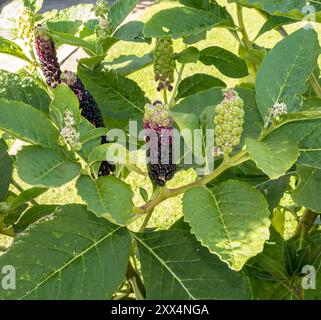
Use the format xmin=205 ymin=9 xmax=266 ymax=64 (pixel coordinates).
xmin=135 ymin=150 xmax=249 ymax=215
xmin=169 ymin=63 xmax=185 ymax=107
xmin=294 ymin=209 xmax=318 ymax=238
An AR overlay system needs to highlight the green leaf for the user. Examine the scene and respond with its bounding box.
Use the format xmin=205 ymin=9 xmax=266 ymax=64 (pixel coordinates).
xmin=46 ymin=4 xmax=94 ymax=36
xmin=176 ymin=46 xmax=200 ymax=64
xmin=0 ymin=204 xmax=131 ymax=299
xmin=255 ymin=174 xmax=291 ymax=211
xmin=199 ymin=46 xmax=248 ymax=78
xmin=76 ymin=175 xmax=134 ymax=225
xmin=102 ymin=53 xmax=153 ymax=76
xmin=50 ymin=83 xmax=81 ymax=129
xmin=132 ymin=230 xmax=252 ymax=299
xmin=0 ymin=37 xmax=31 ymax=62
xmin=228 ymin=0 xmax=321 ymax=22
xmin=78 ymin=119 xmax=101 ymax=162
xmin=0 ymin=139 xmax=13 ymax=201
xmin=16 ymin=146 xmax=81 ymax=188
xmin=183 ymin=181 xmax=270 ymax=271
xmin=255 ymin=16 xmax=295 ymax=40
xmin=109 ymin=0 xmax=139 ymax=29
xmin=0 ymin=70 xmax=50 ymax=113
xmin=171 ymin=111 xmax=201 ymax=162
xmin=0 ymin=98 xmax=59 ymax=148
xmin=14 ymin=204 xmax=57 ymax=233
xmin=10 ymin=187 xmax=48 ymax=210
xmin=114 ymin=21 xmax=150 ymax=43
xmin=173 ymin=87 xmax=223 ymax=116
xmin=245 ymin=136 xmax=299 ymax=179
xmin=77 ymin=65 xmax=146 ymax=123
xmin=238 ymin=87 xmax=264 ymax=146
xmin=183 ymin=31 xmax=207 ymax=44
xmin=49 ymin=30 xmax=96 ymax=55
xmin=144 ymin=7 xmax=227 ymax=38
xmin=266 ymin=117 xmax=321 ymax=169
xmin=88 ymin=143 xmax=128 ymax=165
xmin=139 ymin=187 xmax=149 ymax=202
xmin=255 ymin=28 xmax=320 ymax=120
xmin=79 ymin=127 xmax=108 ymax=144
xmin=293 ymin=166 xmax=321 ymax=213
xmin=271 ymin=208 xmax=286 ymax=238
xmin=176 ymin=73 xmax=225 ymax=100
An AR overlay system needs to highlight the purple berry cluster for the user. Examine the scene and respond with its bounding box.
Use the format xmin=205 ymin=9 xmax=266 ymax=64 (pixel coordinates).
xmin=34 ymin=27 xmax=114 ymax=176
xmin=144 ymin=101 xmax=176 ymax=186
xmin=34 ymin=25 xmax=61 ymax=88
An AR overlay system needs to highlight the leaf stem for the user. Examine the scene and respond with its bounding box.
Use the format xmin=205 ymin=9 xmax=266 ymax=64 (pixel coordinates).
xmin=134 ymin=150 xmax=249 ymax=214
xmin=236 ymin=5 xmax=252 ymax=50
xmin=169 ymin=63 xmax=185 ymax=107
xmin=163 ymin=88 xmax=168 ymax=104
xmin=236 ymin=5 xmax=258 ymax=74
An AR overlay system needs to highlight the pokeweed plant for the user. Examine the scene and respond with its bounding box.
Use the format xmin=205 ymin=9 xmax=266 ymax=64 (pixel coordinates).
xmin=0 ymin=0 xmax=320 ymax=300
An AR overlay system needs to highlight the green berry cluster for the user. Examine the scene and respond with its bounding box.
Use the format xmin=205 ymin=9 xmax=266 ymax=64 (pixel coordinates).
xmin=0 ymin=202 xmax=10 ymax=215
xmin=213 ymin=89 xmax=244 ymax=154
xmin=153 ymin=37 xmax=175 ymax=92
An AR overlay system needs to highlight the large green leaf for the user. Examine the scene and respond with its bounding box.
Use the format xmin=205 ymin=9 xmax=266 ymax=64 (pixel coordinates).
xmin=255 ymin=28 xmax=320 ymax=120
xmin=102 ymin=53 xmax=153 ymax=76
xmin=16 ymin=146 xmax=81 ymax=188
xmin=237 ymin=87 xmax=264 ymax=148
xmin=0 ymin=70 xmax=50 ymax=113
xmin=0 ymin=98 xmax=59 ymax=147
xmin=266 ymin=117 xmax=321 ymax=169
xmin=113 ymin=21 xmax=150 ymax=43
xmin=293 ymin=165 xmax=321 ymax=213
xmin=109 ymin=0 xmax=139 ymax=29
xmin=199 ymin=46 xmax=248 ymax=78
xmin=245 ymin=136 xmax=299 ymax=179
xmin=229 ymin=0 xmax=321 ymax=22
xmin=183 ymin=181 xmax=270 ymax=271
xmin=0 ymin=37 xmax=31 ymax=62
xmin=133 ymin=230 xmax=251 ymax=299
xmin=50 ymin=83 xmax=81 ymax=129
xmin=46 ymin=4 xmax=94 ymax=36
xmin=0 ymin=139 xmax=13 ymax=201
xmin=49 ymin=30 xmax=96 ymax=54
xmin=10 ymin=187 xmax=48 ymax=210
xmin=144 ymin=7 xmax=228 ymax=38
xmin=176 ymin=73 xmax=226 ymax=100
xmin=76 ymin=175 xmax=134 ymax=225
xmin=173 ymin=87 xmax=223 ymax=116
xmin=0 ymin=204 xmax=131 ymax=299
xmin=77 ymin=64 xmax=146 ymax=123
xmin=255 ymin=15 xmax=296 ymax=39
